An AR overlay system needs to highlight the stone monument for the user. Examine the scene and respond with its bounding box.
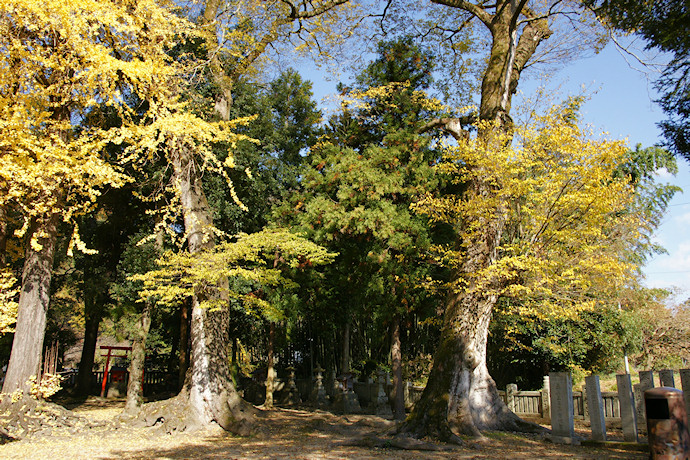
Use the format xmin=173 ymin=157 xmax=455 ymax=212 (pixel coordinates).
xmin=616 ymin=373 xmax=638 ymax=443
xmin=549 ymin=372 xmax=576 ymax=443
xmin=585 ymin=375 xmax=607 ymax=441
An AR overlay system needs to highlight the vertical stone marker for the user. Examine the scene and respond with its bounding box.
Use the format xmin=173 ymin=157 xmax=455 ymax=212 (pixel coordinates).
xmin=680 ymin=369 xmax=690 ymax=414
xmin=507 ymin=383 xmax=518 ymax=413
xmin=585 ymin=375 xmax=607 ymax=441
xmin=549 ymin=372 xmax=575 ymax=443
xmin=375 ymin=367 xmax=392 ymax=417
xmin=659 ymin=369 xmax=675 ymax=388
xmin=636 ymin=370 xmax=655 ymax=427
xmin=542 ymin=376 xmax=551 ymax=420
xmin=616 ymin=373 xmax=638 ymax=442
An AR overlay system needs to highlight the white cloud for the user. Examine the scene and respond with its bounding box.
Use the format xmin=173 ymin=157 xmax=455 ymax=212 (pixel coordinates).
xmin=643 ymin=240 xmax=690 ymax=292
xmin=654 ymin=167 xmax=674 ymax=180
xmin=676 ymin=211 xmax=690 ymax=226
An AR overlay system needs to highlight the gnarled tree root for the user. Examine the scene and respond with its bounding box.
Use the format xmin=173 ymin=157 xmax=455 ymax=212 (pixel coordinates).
xmin=397 ymin=409 xmax=546 ymax=445
xmin=132 ymin=390 xmax=259 ymax=436
xmin=0 ymin=395 xmax=103 ymax=441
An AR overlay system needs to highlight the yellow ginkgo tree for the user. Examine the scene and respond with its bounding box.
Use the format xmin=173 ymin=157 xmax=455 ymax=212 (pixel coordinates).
xmin=406 ymin=102 xmax=644 ymax=438
xmin=0 ymin=0 xmax=199 ymax=395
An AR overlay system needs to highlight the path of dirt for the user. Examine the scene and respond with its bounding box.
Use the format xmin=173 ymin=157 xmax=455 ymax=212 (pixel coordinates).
xmin=0 ymin=397 xmax=648 ymax=459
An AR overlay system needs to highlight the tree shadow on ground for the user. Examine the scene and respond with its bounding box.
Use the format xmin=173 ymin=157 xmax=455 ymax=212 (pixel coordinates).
xmin=96 ymin=408 xmax=648 ymax=460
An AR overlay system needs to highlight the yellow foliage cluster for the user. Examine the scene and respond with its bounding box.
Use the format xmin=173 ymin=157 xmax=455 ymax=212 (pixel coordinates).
xmin=0 ymin=269 xmax=19 ymax=334
xmin=414 ymin=107 xmax=640 ymax=317
xmin=29 ymin=373 xmax=63 ymax=400
xmin=0 ymin=0 xmax=258 ymax=254
xmin=340 ymin=81 xmax=449 ymax=114
xmin=0 ymin=0 xmax=193 ymax=252
xmin=132 ymin=228 xmax=336 ymax=319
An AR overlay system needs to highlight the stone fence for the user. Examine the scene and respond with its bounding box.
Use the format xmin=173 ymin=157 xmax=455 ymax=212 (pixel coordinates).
xmin=498 ymin=379 xmax=621 ymax=420
xmin=547 ymin=368 xmax=690 ymax=444
xmin=253 ymin=367 xmax=689 ymax=428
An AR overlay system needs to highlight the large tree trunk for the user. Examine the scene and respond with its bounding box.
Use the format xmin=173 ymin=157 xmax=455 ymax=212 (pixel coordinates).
xmin=76 ymin=283 xmax=103 ymax=395
xmin=402 ymin=178 xmax=521 ymax=439
xmin=137 ymin=143 xmax=254 ymax=433
xmin=175 ymin=142 xmax=252 ymax=430
xmin=403 ymin=0 xmax=551 ymax=440
xmin=124 ymin=303 xmax=152 ymax=414
xmin=2 ymin=212 xmax=60 ymax=394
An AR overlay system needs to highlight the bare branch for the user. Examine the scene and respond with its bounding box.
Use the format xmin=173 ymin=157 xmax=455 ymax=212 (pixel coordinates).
xmin=431 ymin=0 xmax=494 ymax=29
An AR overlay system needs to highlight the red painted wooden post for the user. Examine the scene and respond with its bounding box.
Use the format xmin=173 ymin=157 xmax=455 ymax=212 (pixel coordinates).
xmin=99 ymin=346 xmax=132 ymax=397
xmin=100 ymin=347 xmax=112 ymax=397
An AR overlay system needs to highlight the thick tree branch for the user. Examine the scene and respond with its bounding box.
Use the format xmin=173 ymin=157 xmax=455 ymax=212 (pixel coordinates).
xmin=418 ymin=117 xmax=473 ymax=140
xmin=291 ymin=0 xmax=349 ymax=20
xmin=431 ymin=0 xmax=494 ymax=29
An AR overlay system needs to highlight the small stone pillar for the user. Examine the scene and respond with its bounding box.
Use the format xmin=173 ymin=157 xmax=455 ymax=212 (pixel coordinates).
xmin=287 ymin=366 xmax=301 ymax=405
xmin=636 ymin=370 xmax=655 ymax=427
xmin=340 ymin=371 xmax=361 ymax=413
xmin=312 ymin=364 xmax=329 ymax=407
xmin=680 ymin=369 xmax=690 ymax=414
xmin=585 ymin=375 xmax=607 ymax=442
xmin=507 ymin=383 xmax=518 ymax=413
xmin=375 ymin=368 xmax=392 ymax=417
xmin=542 ymin=376 xmax=551 ymax=420
xmin=659 ymin=369 xmax=676 ymax=388
xmin=616 ymin=373 xmax=638 ymax=443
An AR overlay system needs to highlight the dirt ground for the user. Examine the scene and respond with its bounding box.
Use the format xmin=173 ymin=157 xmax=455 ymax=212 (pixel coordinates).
xmin=0 ymin=397 xmax=649 ymax=459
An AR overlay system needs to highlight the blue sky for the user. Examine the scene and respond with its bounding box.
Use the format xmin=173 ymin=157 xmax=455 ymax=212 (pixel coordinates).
xmin=300 ymin=40 xmax=690 ymax=299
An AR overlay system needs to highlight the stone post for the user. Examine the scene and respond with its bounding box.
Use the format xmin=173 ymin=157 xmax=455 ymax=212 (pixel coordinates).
xmin=542 ymin=375 xmax=551 ymax=420
xmin=287 ymin=366 xmax=300 ymax=405
xmin=659 ymin=369 xmax=675 ymax=388
xmin=330 ymin=370 xmax=339 ymax=397
xmin=635 ymin=370 xmax=655 ymax=427
xmin=340 ymin=371 xmax=361 ymax=413
xmin=507 ymin=383 xmax=518 ymax=413
xmin=680 ymin=369 xmax=690 ymax=414
xmin=582 ymin=385 xmax=588 ymax=419
xmin=549 ymin=372 xmax=575 ymax=443
xmin=313 ymin=364 xmax=329 ymax=407
xmin=585 ymin=375 xmax=607 ymax=442
xmin=616 ymin=373 xmax=638 ymax=442
xmin=376 ymin=368 xmax=392 ymax=417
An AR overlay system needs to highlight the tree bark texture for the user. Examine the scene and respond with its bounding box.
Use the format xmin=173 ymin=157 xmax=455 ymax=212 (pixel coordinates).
xmin=76 ymin=278 xmax=105 ymax=395
xmin=390 ymin=314 xmax=405 ymax=420
xmin=342 ymin=319 xmax=351 ymax=374
xmin=2 ymin=212 xmax=60 ymax=394
xmin=177 ymin=298 xmax=191 ymax=390
xmin=404 ymin=0 xmax=551 ymax=440
xmin=264 ymin=322 xmax=275 ymax=408
xmin=125 ymin=303 xmax=152 ymax=414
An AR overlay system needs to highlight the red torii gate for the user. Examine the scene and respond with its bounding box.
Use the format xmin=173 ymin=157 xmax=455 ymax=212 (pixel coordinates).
xmin=100 ymin=345 xmax=131 ymax=397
